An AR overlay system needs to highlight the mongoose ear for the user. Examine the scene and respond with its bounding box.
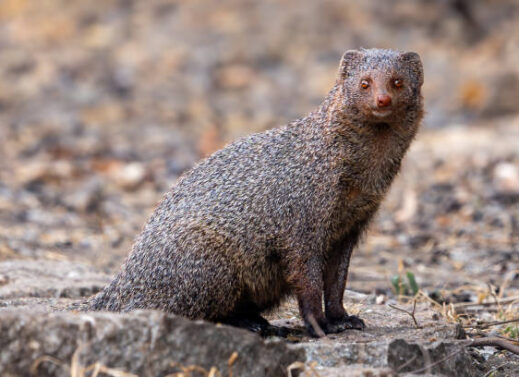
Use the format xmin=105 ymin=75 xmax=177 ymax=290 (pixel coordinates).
xmin=400 ymin=51 xmax=424 ymax=87
xmin=338 ymin=50 xmax=363 ymax=80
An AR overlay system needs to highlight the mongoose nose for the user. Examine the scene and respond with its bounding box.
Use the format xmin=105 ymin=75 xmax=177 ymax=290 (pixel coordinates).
xmin=377 ymin=94 xmax=392 ymax=108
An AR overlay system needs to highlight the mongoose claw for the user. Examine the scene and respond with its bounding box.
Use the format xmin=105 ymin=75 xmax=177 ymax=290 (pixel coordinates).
xmin=327 ymin=315 xmax=366 ymax=333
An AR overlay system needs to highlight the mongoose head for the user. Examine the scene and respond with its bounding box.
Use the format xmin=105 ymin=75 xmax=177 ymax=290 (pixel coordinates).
xmin=336 ymin=48 xmax=424 ymax=127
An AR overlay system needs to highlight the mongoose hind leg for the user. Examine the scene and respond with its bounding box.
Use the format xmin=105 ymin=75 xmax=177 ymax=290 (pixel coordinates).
xmin=222 ymin=312 xmax=290 ymax=337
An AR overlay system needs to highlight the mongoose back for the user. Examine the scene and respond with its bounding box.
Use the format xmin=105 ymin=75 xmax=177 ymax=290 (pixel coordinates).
xmin=88 ymin=48 xmax=424 ymax=337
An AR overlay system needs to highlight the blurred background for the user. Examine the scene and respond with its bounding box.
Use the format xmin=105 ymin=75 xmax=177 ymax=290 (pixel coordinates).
xmin=0 ymin=0 xmax=518 ymax=301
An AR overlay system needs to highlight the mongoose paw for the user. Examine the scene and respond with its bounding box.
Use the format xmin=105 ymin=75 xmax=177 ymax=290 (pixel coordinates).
xmin=259 ymin=324 xmax=291 ymax=338
xmin=326 ymin=315 xmax=366 ymax=333
xmin=223 ymin=315 xmax=291 ymax=338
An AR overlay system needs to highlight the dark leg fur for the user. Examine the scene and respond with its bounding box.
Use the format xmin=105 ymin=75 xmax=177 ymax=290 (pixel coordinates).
xmin=323 ymin=231 xmax=366 ymax=333
xmin=290 ymin=254 xmax=332 ymax=337
xmin=297 ymin=290 xmax=329 ymax=337
xmin=222 ymin=313 xmax=290 ymax=337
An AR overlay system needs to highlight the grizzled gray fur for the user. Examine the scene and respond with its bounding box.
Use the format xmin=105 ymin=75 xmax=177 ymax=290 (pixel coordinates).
xmin=88 ymin=48 xmax=424 ymax=337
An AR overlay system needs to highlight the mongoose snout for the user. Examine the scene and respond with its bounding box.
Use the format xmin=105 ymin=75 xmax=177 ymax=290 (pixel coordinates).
xmin=376 ymin=94 xmax=392 ymax=108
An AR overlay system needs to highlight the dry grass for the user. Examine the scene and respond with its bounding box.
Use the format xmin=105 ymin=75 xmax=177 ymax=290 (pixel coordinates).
xmin=407 ymin=279 xmax=519 ymax=358
xmin=287 ymin=361 xmax=321 ymax=377
xmin=31 ymin=345 xmax=138 ymax=377
xmin=31 ymin=346 xmax=239 ymax=377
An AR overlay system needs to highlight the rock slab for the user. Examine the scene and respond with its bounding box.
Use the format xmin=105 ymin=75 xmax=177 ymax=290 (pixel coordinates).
xmin=0 ymin=260 xmax=110 ymax=300
xmin=0 ymin=309 xmax=304 ymax=377
xmin=387 ymin=339 xmax=477 ymax=377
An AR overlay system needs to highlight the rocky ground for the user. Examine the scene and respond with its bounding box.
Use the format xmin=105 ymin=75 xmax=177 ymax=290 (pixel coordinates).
xmin=0 ymin=260 xmax=506 ymax=377
xmin=1 ymin=121 xmax=518 ymax=376
xmin=1 ymin=0 xmax=519 ymax=376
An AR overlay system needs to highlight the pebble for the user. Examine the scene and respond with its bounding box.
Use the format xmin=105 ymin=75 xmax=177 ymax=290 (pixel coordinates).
xmin=113 ymin=162 xmax=147 ymax=190
xmin=493 ymin=162 xmax=519 ymax=193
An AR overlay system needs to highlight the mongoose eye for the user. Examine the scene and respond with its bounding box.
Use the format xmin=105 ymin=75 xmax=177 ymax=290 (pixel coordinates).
xmin=393 ymin=79 xmax=403 ymax=88
xmin=360 ymin=80 xmax=370 ymax=89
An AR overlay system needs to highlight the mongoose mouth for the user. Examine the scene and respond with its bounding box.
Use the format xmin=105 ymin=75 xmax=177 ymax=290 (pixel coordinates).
xmin=371 ymin=109 xmax=393 ymax=118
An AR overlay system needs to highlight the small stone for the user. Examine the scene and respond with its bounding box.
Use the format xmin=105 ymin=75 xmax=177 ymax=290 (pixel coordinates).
xmin=62 ymin=177 xmax=103 ymax=213
xmin=113 ymin=162 xmax=147 ymax=190
xmin=215 ymin=64 xmax=256 ymax=90
xmin=28 ymin=340 xmax=40 ymax=350
xmin=0 ymin=309 xmax=304 ymax=377
xmin=388 ymin=339 xmax=477 ymax=377
xmin=493 ymin=162 xmax=519 ymax=193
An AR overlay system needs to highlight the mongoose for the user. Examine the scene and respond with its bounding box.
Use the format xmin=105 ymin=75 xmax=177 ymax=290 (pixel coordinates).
xmin=87 ymin=48 xmax=424 ymax=337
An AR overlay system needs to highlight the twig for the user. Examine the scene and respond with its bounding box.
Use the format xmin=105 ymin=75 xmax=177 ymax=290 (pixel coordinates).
xmin=286 ymin=361 xmax=321 ymax=377
xmin=462 ymin=337 xmax=519 ymax=355
xmin=31 ymin=356 xmax=70 ymax=376
xmin=397 ymin=335 xmax=519 ymax=375
xmin=397 ymin=330 xmax=519 ymax=375
xmin=395 ymin=355 xmax=418 ymax=372
xmin=463 ymin=317 xmax=519 ymax=329
xmin=307 ymin=361 xmax=322 ymax=377
xmin=417 ymin=290 xmax=442 ymax=309
xmin=167 ymin=362 xmax=219 ymax=377
xmin=86 ymin=364 xmax=138 ymax=377
xmin=453 ymin=295 xmax=519 ymax=308
xmin=481 ymin=362 xmax=511 ymax=377
xmin=287 ymin=361 xmax=306 ymax=377
xmin=404 ymin=348 xmax=464 ymax=374
xmin=71 ymin=344 xmax=82 ymax=377
xmin=396 ymin=355 xmax=418 ymax=373
xmin=388 ymin=299 xmax=421 ymax=328
xmin=467 ymin=330 xmax=519 ymax=344
xmin=487 ymin=282 xmax=499 ymax=308
xmin=227 ymin=352 xmax=238 ymax=377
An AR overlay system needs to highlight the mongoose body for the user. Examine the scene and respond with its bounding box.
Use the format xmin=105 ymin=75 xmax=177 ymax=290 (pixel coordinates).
xmin=88 ymin=48 xmax=424 ymax=336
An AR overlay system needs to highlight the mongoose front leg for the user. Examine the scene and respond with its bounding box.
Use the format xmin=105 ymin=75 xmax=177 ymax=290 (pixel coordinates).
xmin=291 ymin=256 xmax=330 ymax=337
xmin=324 ymin=233 xmax=365 ymax=332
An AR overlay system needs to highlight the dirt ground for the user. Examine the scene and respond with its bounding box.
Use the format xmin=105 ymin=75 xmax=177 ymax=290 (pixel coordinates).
xmin=0 ymin=0 xmax=518 ymax=375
